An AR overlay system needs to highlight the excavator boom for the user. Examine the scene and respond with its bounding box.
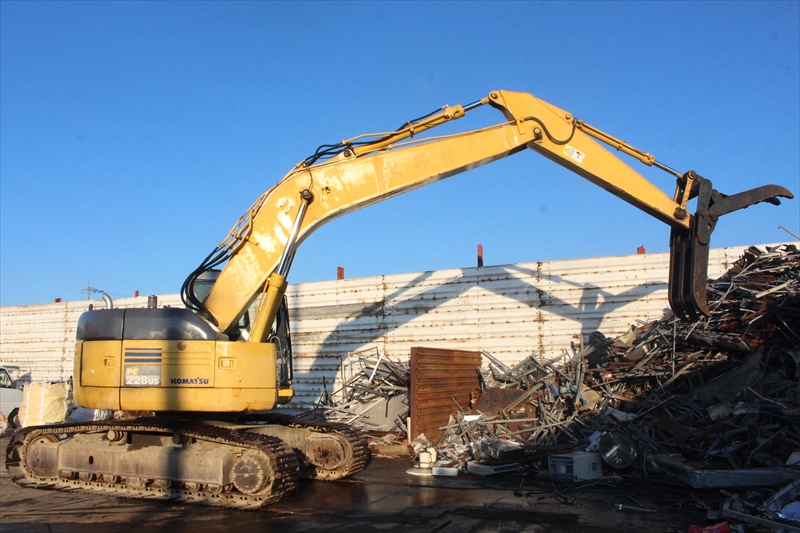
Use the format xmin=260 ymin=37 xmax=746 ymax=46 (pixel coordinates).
xmin=188 ymin=90 xmax=792 ymax=330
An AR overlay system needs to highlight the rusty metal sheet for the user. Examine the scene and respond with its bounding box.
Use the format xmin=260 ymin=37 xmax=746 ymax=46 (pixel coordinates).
xmin=473 ymin=387 xmax=538 ymax=436
xmin=409 ymin=347 xmax=481 ymax=443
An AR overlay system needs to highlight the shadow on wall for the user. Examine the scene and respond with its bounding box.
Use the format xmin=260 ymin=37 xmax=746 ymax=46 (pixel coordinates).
xmin=503 ymin=263 xmax=667 ymax=337
xmin=290 ymin=264 xmax=665 ymax=398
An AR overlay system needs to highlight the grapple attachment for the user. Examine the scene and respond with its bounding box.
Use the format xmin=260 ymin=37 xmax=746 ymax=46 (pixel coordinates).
xmin=668 ymin=173 xmax=793 ymax=321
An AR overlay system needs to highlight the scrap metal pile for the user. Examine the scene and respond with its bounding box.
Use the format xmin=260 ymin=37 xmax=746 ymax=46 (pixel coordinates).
xmin=309 ymin=244 xmax=800 ymax=477
xmin=598 ymin=244 xmax=800 ymax=472
xmin=304 ymin=244 xmax=800 ymax=529
xmin=303 ymin=347 xmax=411 ymax=437
xmin=437 ymin=244 xmax=800 ymax=470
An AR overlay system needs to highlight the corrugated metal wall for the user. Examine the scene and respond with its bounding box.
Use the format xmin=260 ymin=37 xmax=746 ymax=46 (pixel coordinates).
xmin=285 ymin=244 xmax=755 ymax=408
xmin=0 ymin=244 xmax=763 ymax=409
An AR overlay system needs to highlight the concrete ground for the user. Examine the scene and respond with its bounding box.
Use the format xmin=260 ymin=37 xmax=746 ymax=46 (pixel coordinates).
xmin=1 ymin=437 xmax=711 ymax=533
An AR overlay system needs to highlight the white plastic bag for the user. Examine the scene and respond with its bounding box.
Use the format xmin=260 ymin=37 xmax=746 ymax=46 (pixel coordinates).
xmin=19 ymin=383 xmax=69 ymax=427
xmin=68 ymin=407 xmax=113 ymax=423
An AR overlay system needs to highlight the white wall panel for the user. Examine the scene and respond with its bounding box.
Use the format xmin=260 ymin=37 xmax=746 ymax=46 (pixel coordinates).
xmin=0 ymin=244 xmax=775 ymax=409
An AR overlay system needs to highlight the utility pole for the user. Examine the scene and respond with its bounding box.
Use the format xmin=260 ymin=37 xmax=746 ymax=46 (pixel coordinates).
xmin=81 ymin=279 xmax=103 ymax=300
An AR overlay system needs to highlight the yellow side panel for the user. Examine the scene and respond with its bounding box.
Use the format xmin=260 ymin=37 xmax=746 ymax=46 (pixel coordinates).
xmin=120 ymin=387 xmax=277 ymax=412
xmin=117 ymin=340 xmax=279 ymax=412
xmin=78 ymin=340 xmax=280 ymax=412
xmin=76 ymin=385 xmax=121 ymax=410
xmin=214 ymin=341 xmax=276 ymax=389
xmin=120 ymin=339 xmax=217 ymax=388
xmin=74 ymin=341 xmax=121 ymax=409
xmin=79 ymin=340 xmax=122 ymax=387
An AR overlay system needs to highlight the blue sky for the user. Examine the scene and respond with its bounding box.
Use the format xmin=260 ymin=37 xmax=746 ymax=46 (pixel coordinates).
xmin=1 ymin=1 xmax=798 ymax=306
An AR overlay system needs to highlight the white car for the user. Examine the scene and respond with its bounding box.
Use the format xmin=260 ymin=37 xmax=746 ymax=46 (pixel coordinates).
xmin=0 ymin=366 xmax=23 ymax=429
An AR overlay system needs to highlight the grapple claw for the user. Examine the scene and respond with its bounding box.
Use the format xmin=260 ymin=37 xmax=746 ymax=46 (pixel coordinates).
xmin=668 ymin=176 xmax=793 ymax=322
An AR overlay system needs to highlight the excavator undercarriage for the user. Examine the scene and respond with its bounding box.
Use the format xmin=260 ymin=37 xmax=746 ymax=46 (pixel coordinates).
xmin=6 ymin=415 xmax=369 ymax=510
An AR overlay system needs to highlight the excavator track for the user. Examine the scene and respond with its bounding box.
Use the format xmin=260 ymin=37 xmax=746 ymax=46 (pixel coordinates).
xmin=238 ymin=413 xmax=371 ymax=480
xmin=5 ymin=418 xmax=299 ymax=510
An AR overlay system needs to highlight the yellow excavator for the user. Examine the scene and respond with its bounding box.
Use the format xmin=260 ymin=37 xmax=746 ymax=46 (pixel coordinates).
xmin=7 ymin=90 xmax=793 ymax=508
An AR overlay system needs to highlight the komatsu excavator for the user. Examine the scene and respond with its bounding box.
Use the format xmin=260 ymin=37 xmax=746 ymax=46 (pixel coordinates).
xmin=7 ymin=90 xmax=793 ymax=508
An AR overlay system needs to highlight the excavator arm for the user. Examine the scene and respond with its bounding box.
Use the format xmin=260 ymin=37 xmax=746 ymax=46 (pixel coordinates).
xmin=185 ymin=90 xmax=792 ymax=335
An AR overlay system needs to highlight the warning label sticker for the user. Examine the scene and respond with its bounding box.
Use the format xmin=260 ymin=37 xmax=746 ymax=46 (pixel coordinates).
xmin=564 ymin=146 xmax=586 ymax=164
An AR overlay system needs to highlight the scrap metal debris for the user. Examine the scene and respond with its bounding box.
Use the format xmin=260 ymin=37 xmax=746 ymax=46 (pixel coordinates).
xmin=601 ymin=245 xmax=800 ymax=474
xmin=418 ymin=245 xmax=800 ymax=469
xmin=304 ymin=347 xmax=411 ymax=437
xmin=309 ymin=243 xmax=800 ymax=527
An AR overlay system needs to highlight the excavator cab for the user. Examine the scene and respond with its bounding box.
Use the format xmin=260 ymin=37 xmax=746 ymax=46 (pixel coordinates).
xmin=189 ymin=270 xmax=250 ymax=341
xmin=270 ymin=295 xmax=293 ymax=388
xmin=189 ymin=269 xmax=293 ymax=385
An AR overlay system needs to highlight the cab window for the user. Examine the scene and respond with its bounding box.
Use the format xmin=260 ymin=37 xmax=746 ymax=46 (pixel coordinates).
xmin=0 ymin=369 xmax=14 ymax=388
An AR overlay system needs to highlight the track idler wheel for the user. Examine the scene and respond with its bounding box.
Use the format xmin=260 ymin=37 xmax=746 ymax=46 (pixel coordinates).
xmin=25 ymin=434 xmax=59 ymax=478
xmin=307 ymin=438 xmax=347 ymax=471
xmin=230 ymin=452 xmax=270 ymax=495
